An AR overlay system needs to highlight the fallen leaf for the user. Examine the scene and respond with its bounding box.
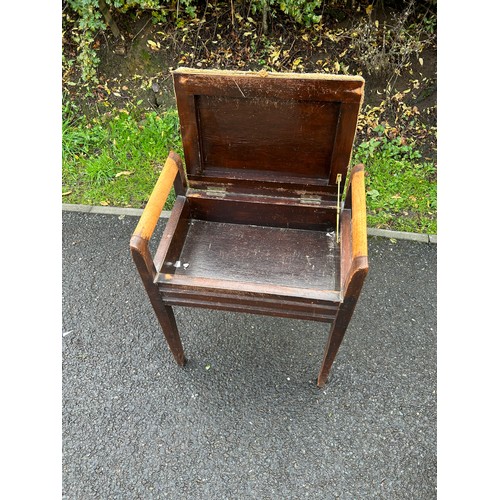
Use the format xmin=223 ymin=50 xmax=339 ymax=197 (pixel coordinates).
xmin=269 ymin=49 xmax=280 ymax=64
xmin=147 ymin=40 xmax=160 ymax=51
xmin=62 ymin=191 xmax=72 ymax=196
xmin=115 ymin=171 xmax=133 ymax=178
xmin=100 ymin=201 xmax=109 ymax=206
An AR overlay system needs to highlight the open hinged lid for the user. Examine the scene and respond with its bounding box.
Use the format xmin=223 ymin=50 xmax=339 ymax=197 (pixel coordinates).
xmin=173 ymin=68 xmax=364 ymax=199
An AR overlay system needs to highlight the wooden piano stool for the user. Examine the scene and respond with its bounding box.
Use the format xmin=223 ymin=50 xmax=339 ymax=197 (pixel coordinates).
xmin=130 ymin=68 xmax=369 ymax=387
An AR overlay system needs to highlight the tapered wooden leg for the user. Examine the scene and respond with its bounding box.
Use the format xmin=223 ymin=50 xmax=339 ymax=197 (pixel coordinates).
xmin=317 ymin=299 xmax=356 ymax=387
xmin=131 ymin=237 xmax=186 ymax=366
xmin=318 ymin=254 xmax=369 ymax=387
xmin=149 ymin=299 xmax=186 ymax=366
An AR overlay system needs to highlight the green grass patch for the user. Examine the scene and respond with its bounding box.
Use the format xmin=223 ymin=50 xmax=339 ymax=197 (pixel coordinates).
xmin=62 ymin=107 xmax=437 ymax=234
xmin=62 ymin=101 xmax=182 ymax=208
xmin=353 ymin=126 xmax=437 ymax=234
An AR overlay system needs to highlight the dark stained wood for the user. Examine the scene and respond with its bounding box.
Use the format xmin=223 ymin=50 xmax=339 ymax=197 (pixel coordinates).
xmin=170 ymin=151 xmax=188 ymax=196
xmin=158 ymin=277 xmax=338 ymax=321
xmin=186 ymin=177 xmax=339 ymax=198
xmin=161 ymin=295 xmax=337 ymax=323
xmin=196 ymin=95 xmax=340 ymax=179
xmin=130 ymin=236 xmax=186 ymax=366
xmin=165 ymin=220 xmax=340 ymax=291
xmin=173 ymin=68 xmax=364 ymax=196
xmin=186 ymin=193 xmax=337 ymax=230
xmin=173 ymin=68 xmax=364 ymax=102
xmin=329 ymin=104 xmax=364 ymax=193
xmin=174 ymin=92 xmax=203 ymax=175
xmin=131 ymin=68 xmax=368 ymax=388
xmin=158 ymin=286 xmax=339 ymax=314
xmin=340 ymin=210 xmax=353 ymax=294
xmin=156 ymin=274 xmax=341 ymax=303
xmin=153 ymin=196 xmax=190 ymax=272
xmin=317 ymin=256 xmax=368 ymax=387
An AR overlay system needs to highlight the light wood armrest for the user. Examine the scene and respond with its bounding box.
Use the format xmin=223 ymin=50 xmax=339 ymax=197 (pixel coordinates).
xmin=346 ymin=164 xmax=368 ymax=259
xmin=132 ymin=152 xmax=179 ymax=242
xmin=130 ymin=151 xmax=182 ymax=278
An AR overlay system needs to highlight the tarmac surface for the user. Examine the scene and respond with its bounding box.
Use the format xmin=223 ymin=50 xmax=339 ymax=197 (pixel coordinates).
xmin=62 ymin=210 xmax=437 ymax=499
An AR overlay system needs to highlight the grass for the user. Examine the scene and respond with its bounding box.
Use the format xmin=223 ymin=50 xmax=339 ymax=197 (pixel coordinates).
xmin=353 ymin=125 xmax=437 ymax=234
xmin=62 ymin=105 xmax=437 ymax=235
xmin=62 ymin=101 xmax=182 ymax=208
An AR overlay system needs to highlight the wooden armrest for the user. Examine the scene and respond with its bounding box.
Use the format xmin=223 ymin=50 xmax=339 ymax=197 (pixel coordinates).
xmin=132 ymin=152 xmax=180 ymax=242
xmin=340 ymin=164 xmax=368 ymax=296
xmin=346 ymin=164 xmax=368 ymax=259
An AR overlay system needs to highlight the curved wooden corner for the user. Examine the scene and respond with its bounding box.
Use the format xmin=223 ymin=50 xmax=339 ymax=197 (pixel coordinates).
xmin=350 ymin=164 xmax=368 ymax=260
xmin=168 ymin=150 xmax=182 ymax=166
xmin=129 ymin=234 xmax=148 ymax=257
xmin=132 ymin=152 xmax=179 ymax=242
xmin=344 ymin=255 xmax=369 ymax=298
xmin=130 ymin=234 xmax=156 ymax=278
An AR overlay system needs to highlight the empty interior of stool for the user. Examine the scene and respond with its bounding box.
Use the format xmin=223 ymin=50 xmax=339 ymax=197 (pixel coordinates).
xmin=163 ymin=220 xmax=341 ymax=292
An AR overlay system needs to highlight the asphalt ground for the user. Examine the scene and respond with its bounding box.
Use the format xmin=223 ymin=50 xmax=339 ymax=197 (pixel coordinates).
xmin=62 ymin=210 xmax=437 ymax=499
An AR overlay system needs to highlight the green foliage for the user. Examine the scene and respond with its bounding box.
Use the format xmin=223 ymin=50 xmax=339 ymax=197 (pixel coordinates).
xmin=251 ymin=0 xmax=322 ymax=26
xmin=64 ymin=0 xmax=325 ymax=82
xmin=353 ymin=126 xmax=437 ymax=234
xmin=62 ymin=103 xmax=182 ymax=206
xmin=278 ymin=0 xmax=322 ymax=25
xmin=65 ymin=0 xmax=189 ymax=82
xmin=65 ymin=0 xmax=106 ymax=82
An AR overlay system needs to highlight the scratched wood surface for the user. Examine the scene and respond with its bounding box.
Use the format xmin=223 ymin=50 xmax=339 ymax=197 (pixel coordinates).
xmin=173 ymin=68 xmax=364 ymax=195
xmin=162 ymin=220 xmax=340 ymax=291
xmin=187 ymin=194 xmax=337 ymax=230
xmin=196 ymin=95 xmax=340 ymax=179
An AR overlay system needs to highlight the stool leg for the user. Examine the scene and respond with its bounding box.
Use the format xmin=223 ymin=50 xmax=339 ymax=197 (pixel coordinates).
xmin=317 ymin=320 xmax=346 ymax=387
xmin=317 ymin=300 xmax=355 ymax=387
xmin=150 ymin=300 xmax=186 ymax=366
xmin=131 ymin=239 xmax=186 ymax=367
xmin=318 ymin=261 xmax=368 ymax=387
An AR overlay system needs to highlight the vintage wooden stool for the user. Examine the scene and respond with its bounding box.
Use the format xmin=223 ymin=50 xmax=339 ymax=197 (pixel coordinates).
xmin=130 ymin=68 xmax=368 ymax=387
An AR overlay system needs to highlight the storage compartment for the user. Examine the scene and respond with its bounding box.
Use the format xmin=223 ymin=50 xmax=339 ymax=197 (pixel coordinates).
xmin=130 ymin=68 xmax=368 ymax=385
xmin=165 ymin=219 xmax=340 ymax=291
xmin=156 ymin=195 xmax=341 ymax=295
